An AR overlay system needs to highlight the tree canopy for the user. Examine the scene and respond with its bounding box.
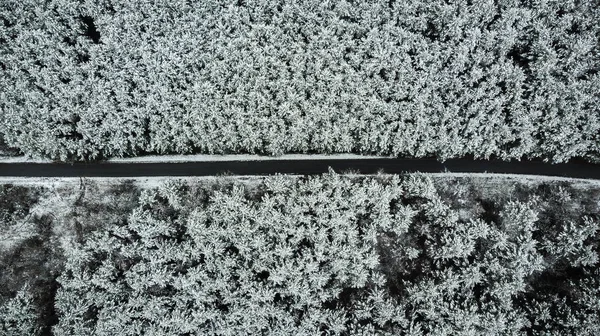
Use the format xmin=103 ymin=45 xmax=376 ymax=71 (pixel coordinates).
xmin=1 ymin=0 xmax=598 ymax=161
xmin=52 ymin=173 xmax=600 ymax=335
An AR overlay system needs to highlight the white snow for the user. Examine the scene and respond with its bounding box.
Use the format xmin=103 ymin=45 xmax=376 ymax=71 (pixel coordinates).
xmin=107 ymin=153 xmax=390 ymax=163
xmin=0 ymin=175 xmax=299 ymax=189
xmin=0 ymin=172 xmax=598 ymax=189
xmin=424 ymin=172 xmax=600 ymax=186
xmin=0 ymin=156 xmax=52 ymax=163
xmin=0 ymin=154 xmax=388 ymax=164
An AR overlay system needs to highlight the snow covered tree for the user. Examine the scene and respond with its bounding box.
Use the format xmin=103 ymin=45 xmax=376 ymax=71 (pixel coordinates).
xmin=54 ymin=172 xmax=408 ymax=334
xmin=0 ymin=284 xmax=40 ymax=336
xmin=52 ymin=173 xmax=600 ymax=334
xmin=1 ymin=0 xmax=598 ymax=161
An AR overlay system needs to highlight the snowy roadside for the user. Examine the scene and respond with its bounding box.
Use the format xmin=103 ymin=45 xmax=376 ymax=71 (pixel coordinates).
xmin=107 ymin=153 xmax=391 ymax=163
xmin=0 ymin=172 xmax=599 ymax=189
xmin=426 ymin=172 xmax=600 ymax=186
xmin=0 ymin=175 xmax=303 ymax=189
xmin=0 ymin=154 xmax=389 ymax=164
xmin=0 ymin=156 xmax=52 ymax=163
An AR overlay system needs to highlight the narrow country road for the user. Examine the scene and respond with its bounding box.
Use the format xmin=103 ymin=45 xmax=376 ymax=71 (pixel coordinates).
xmin=0 ymin=158 xmax=599 ymax=179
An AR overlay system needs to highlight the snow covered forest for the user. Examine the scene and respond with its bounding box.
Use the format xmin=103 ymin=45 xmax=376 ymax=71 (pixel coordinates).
xmin=1 ymin=173 xmax=599 ymax=334
xmin=1 ymin=0 xmax=599 ymax=161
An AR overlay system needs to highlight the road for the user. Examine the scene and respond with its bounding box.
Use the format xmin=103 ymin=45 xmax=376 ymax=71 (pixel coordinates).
xmin=0 ymin=158 xmax=599 ymax=179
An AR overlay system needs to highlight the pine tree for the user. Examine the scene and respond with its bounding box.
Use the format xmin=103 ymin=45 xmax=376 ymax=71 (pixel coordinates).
xmin=0 ymin=284 xmax=40 ymax=336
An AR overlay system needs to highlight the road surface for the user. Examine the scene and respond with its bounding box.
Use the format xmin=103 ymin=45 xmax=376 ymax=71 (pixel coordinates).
xmin=0 ymin=158 xmax=599 ymax=179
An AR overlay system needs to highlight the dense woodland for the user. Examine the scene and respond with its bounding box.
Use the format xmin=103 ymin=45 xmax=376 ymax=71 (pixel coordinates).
xmin=1 ymin=0 xmax=599 ymax=162
xmin=0 ymin=173 xmax=599 ymax=335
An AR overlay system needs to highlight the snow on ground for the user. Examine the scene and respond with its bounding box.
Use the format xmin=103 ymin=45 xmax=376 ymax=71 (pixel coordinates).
xmin=0 ymin=153 xmax=388 ymax=163
xmin=107 ymin=153 xmax=390 ymax=163
xmin=0 ymin=156 xmax=52 ymax=163
xmin=425 ymin=172 xmax=600 ymax=187
xmin=0 ymin=175 xmax=300 ymax=189
xmin=0 ymin=173 xmax=598 ymax=189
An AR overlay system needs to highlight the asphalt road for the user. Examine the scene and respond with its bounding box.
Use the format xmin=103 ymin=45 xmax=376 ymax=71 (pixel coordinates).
xmin=0 ymin=158 xmax=599 ymax=179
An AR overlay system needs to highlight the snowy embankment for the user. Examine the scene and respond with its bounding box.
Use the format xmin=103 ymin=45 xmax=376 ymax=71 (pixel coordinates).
xmin=1 ymin=173 xmax=599 ymax=189
xmin=0 ymin=154 xmax=389 ymax=164
xmin=427 ymin=173 xmax=600 ymax=187
xmin=107 ymin=153 xmax=391 ymax=163
xmin=0 ymin=156 xmax=52 ymax=163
